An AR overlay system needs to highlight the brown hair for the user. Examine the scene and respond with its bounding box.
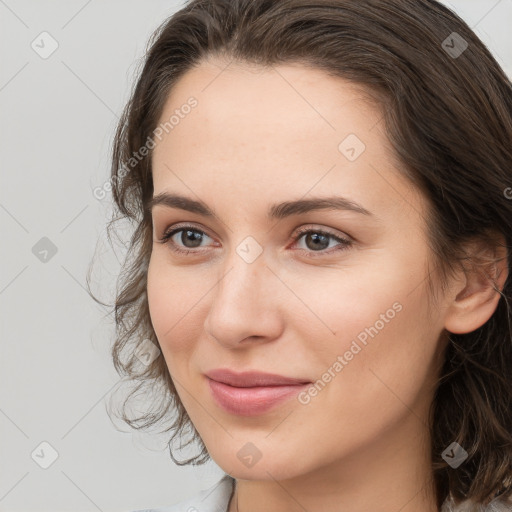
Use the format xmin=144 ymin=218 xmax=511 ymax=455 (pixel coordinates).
xmin=88 ymin=0 xmax=512 ymax=509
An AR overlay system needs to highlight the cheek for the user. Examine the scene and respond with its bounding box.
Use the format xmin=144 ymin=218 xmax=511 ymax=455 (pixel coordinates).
xmin=281 ymin=260 xmax=411 ymax=346
xmin=146 ymin=256 xmax=200 ymax=358
xmin=279 ymin=280 xmax=437 ymax=472
xmin=293 ymin=257 xmax=437 ymax=403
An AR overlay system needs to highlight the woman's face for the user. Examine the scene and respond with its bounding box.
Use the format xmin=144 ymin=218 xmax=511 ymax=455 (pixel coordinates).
xmin=147 ymin=59 xmax=449 ymax=481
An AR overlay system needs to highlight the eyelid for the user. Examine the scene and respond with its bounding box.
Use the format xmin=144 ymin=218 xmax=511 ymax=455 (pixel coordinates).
xmin=159 ymin=222 xmax=350 ymax=243
xmin=292 ymin=225 xmax=353 ymax=243
xmin=157 ymin=220 xmax=213 ymax=239
xmin=159 ymin=222 xmax=217 ymax=248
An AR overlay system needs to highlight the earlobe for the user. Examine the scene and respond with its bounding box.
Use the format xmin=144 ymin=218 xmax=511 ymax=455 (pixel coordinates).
xmin=444 ymin=238 xmax=509 ymax=335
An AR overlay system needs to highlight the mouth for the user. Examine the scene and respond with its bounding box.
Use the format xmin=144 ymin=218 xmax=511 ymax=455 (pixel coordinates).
xmin=204 ymin=368 xmax=311 ymax=416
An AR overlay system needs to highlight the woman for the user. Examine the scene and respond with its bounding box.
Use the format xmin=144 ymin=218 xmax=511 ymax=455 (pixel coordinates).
xmin=97 ymin=0 xmax=512 ymax=510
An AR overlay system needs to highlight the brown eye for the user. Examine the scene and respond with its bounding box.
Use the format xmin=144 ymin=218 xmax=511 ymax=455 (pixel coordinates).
xmin=160 ymin=226 xmax=214 ymax=254
xmin=292 ymin=228 xmax=353 ymax=257
xmin=173 ymin=228 xmax=204 ymax=248
xmin=300 ymin=232 xmax=331 ymax=251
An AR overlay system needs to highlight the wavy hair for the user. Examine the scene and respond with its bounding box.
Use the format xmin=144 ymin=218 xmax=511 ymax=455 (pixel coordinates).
xmin=88 ymin=0 xmax=512 ymax=509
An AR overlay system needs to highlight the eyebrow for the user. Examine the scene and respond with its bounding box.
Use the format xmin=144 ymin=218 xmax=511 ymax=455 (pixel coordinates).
xmin=147 ymin=192 xmax=374 ymax=219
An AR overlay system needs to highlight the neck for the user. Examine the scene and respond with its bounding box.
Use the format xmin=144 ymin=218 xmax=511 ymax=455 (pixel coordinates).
xmin=228 ymin=415 xmax=439 ymax=512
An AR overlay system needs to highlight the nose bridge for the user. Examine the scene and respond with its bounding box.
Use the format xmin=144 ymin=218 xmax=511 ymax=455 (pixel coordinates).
xmin=221 ymin=251 xmax=264 ymax=304
xmin=204 ymin=241 xmax=282 ymax=346
xmin=216 ymin=229 xmax=271 ymax=304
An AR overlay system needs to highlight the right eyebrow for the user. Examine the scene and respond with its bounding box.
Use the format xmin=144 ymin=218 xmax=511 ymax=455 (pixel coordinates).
xmin=147 ymin=193 xmax=213 ymax=217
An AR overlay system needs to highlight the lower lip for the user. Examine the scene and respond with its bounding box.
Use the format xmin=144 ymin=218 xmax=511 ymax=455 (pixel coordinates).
xmin=207 ymin=378 xmax=310 ymax=416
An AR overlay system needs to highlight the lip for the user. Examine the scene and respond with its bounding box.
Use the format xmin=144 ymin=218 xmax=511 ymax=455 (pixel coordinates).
xmin=205 ymin=369 xmax=311 ymax=416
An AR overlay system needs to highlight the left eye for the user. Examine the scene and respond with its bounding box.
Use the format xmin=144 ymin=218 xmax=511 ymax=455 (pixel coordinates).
xmin=294 ymin=229 xmax=351 ymax=253
xmin=158 ymin=226 xmax=352 ymax=256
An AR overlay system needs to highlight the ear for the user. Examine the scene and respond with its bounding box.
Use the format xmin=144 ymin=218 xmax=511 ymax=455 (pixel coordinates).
xmin=444 ymin=233 xmax=509 ymax=335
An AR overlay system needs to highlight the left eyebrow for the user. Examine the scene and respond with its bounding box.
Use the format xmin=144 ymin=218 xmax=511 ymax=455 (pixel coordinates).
xmin=147 ymin=192 xmax=374 ymax=219
xmin=268 ymin=196 xmax=374 ymax=219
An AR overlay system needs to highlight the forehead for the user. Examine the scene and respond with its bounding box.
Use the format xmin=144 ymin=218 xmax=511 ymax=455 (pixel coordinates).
xmin=155 ymin=59 xmax=380 ymax=149
xmin=150 ymin=59 xmax=425 ymax=223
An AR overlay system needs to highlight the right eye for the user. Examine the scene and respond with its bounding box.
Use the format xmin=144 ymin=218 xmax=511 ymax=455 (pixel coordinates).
xmin=158 ymin=225 xmax=216 ymax=255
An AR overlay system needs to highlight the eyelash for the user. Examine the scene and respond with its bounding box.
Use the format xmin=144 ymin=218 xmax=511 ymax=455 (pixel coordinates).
xmin=158 ymin=224 xmax=353 ymax=258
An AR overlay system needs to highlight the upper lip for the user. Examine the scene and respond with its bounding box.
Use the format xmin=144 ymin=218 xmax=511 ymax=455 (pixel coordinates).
xmin=205 ymin=368 xmax=311 ymax=387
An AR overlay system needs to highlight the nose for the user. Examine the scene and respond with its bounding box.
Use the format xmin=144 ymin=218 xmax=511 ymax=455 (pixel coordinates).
xmin=203 ymin=248 xmax=284 ymax=348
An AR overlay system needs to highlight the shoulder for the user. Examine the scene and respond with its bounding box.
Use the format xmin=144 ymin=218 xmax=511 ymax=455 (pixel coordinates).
xmin=441 ymin=493 xmax=512 ymax=512
xmin=129 ymin=474 xmax=235 ymax=512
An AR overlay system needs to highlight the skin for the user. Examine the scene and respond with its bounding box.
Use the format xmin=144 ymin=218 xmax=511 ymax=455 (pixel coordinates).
xmin=146 ymin=57 xmax=508 ymax=512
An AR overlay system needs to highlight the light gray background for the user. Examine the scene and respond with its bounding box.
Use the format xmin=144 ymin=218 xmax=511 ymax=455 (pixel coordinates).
xmin=1 ymin=1 xmax=511 ymax=511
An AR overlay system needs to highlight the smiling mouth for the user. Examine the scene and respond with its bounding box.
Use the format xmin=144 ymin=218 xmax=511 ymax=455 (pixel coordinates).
xmin=204 ymin=369 xmax=311 ymax=416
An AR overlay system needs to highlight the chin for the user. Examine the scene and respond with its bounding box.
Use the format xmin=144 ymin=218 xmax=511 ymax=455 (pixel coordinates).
xmin=208 ymin=444 xmax=310 ymax=482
